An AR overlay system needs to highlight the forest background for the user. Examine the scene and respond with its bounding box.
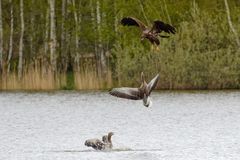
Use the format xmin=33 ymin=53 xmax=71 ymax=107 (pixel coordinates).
xmin=0 ymin=0 xmax=239 ymax=90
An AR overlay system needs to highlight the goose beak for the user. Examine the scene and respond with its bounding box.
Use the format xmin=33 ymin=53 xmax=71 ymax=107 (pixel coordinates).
xmin=144 ymin=102 xmax=150 ymax=107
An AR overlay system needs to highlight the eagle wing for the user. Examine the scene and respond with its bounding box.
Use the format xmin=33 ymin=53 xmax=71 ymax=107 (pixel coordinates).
xmin=121 ymin=17 xmax=147 ymax=31
xmin=151 ymin=21 xmax=176 ymax=34
xmin=147 ymin=74 xmax=160 ymax=95
xmin=109 ymin=87 xmax=142 ymax=100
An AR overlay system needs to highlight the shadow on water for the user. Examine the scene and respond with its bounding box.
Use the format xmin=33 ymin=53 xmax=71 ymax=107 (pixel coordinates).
xmin=48 ymin=148 xmax=162 ymax=153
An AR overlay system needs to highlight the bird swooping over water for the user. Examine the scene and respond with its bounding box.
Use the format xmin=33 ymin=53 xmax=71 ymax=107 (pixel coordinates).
xmin=84 ymin=132 xmax=114 ymax=150
xmin=121 ymin=17 xmax=176 ymax=45
xmin=109 ymin=72 xmax=159 ymax=107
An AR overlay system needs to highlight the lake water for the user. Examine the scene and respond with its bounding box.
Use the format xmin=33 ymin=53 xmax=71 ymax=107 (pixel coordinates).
xmin=0 ymin=91 xmax=240 ymax=160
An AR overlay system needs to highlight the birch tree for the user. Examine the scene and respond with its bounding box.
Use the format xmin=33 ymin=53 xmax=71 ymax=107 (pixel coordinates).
xmin=0 ymin=0 xmax=3 ymax=75
xmin=114 ymin=0 xmax=118 ymax=34
xmin=90 ymin=0 xmax=97 ymax=60
xmin=96 ymin=0 xmax=107 ymax=77
xmin=49 ymin=0 xmax=57 ymax=71
xmin=30 ymin=0 xmax=35 ymax=57
xmin=18 ymin=0 xmax=24 ymax=79
xmin=44 ymin=2 xmax=49 ymax=56
xmin=223 ymin=0 xmax=240 ymax=47
xmin=72 ymin=0 xmax=80 ymax=70
xmin=61 ymin=0 xmax=66 ymax=68
xmin=7 ymin=0 xmax=13 ymax=73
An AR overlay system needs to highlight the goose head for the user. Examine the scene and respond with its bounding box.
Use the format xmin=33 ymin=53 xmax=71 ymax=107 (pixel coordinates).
xmin=108 ymin=132 xmax=114 ymax=137
xmin=143 ymin=94 xmax=152 ymax=107
xmin=108 ymin=132 xmax=114 ymax=142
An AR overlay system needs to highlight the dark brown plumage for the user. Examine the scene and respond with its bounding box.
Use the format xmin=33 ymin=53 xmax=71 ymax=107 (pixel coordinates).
xmin=109 ymin=72 xmax=159 ymax=107
xmin=121 ymin=17 xmax=176 ymax=45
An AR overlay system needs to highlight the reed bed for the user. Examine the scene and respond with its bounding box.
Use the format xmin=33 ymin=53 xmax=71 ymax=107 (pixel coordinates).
xmin=0 ymin=66 xmax=112 ymax=90
xmin=74 ymin=69 xmax=112 ymax=90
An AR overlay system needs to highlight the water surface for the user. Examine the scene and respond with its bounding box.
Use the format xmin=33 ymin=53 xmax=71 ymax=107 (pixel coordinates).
xmin=0 ymin=91 xmax=240 ymax=160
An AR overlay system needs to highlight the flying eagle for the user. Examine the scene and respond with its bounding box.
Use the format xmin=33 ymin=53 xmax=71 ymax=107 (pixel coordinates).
xmin=121 ymin=17 xmax=176 ymax=45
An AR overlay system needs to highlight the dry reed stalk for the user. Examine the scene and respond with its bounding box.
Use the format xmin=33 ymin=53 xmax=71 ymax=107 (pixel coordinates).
xmin=0 ymin=64 xmax=112 ymax=90
xmin=75 ymin=68 xmax=112 ymax=90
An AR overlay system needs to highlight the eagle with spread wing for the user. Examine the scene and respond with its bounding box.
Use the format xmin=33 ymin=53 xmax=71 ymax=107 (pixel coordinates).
xmin=121 ymin=17 xmax=176 ymax=45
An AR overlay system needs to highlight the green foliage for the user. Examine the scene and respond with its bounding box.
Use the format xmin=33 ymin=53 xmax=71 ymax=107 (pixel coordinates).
xmin=1 ymin=0 xmax=240 ymax=89
xmin=112 ymin=3 xmax=240 ymax=89
xmin=61 ymin=71 xmax=75 ymax=90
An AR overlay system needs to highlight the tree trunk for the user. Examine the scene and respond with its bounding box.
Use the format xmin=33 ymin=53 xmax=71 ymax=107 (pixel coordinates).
xmin=49 ymin=0 xmax=57 ymax=72
xmin=43 ymin=1 xmax=50 ymax=76
xmin=18 ymin=0 xmax=24 ymax=79
xmin=114 ymin=0 xmax=118 ymax=34
xmin=7 ymin=0 xmax=13 ymax=73
xmin=61 ymin=0 xmax=66 ymax=72
xmin=90 ymin=0 xmax=97 ymax=68
xmin=65 ymin=0 xmax=73 ymax=73
xmin=96 ymin=0 xmax=107 ymax=78
xmin=30 ymin=0 xmax=35 ymax=59
xmin=72 ymin=0 xmax=80 ymax=71
xmin=44 ymin=4 xmax=49 ymax=56
xmin=0 ymin=0 xmax=3 ymax=75
xmin=224 ymin=0 xmax=240 ymax=47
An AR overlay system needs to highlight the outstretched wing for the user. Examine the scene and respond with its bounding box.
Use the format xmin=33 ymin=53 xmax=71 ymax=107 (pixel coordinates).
xmin=121 ymin=17 xmax=147 ymax=31
xmin=109 ymin=87 xmax=142 ymax=100
xmin=84 ymin=139 xmax=105 ymax=150
xmin=151 ymin=21 xmax=176 ymax=34
xmin=147 ymin=74 xmax=160 ymax=94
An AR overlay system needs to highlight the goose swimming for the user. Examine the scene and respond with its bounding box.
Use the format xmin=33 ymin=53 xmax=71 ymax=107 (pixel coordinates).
xmin=109 ymin=72 xmax=159 ymax=107
xmin=102 ymin=132 xmax=114 ymax=149
xmin=121 ymin=17 xmax=176 ymax=46
xmin=84 ymin=132 xmax=114 ymax=150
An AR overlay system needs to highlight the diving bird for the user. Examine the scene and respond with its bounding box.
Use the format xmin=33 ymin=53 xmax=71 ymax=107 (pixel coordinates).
xmin=84 ymin=132 xmax=114 ymax=150
xmin=121 ymin=17 xmax=176 ymax=45
xmin=109 ymin=72 xmax=159 ymax=107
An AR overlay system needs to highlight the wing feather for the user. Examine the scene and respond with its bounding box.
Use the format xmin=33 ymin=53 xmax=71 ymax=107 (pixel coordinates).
xmin=109 ymin=87 xmax=142 ymax=100
xmin=121 ymin=17 xmax=147 ymax=31
xmin=84 ymin=139 xmax=104 ymax=150
xmin=147 ymin=74 xmax=160 ymax=94
xmin=151 ymin=21 xmax=176 ymax=34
